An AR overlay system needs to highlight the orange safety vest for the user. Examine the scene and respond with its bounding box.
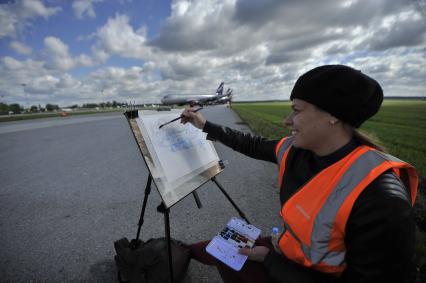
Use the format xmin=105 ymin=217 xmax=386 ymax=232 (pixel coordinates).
xmin=274 ymin=137 xmax=418 ymax=276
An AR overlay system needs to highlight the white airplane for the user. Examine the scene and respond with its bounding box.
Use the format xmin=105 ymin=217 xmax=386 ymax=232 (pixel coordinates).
xmin=161 ymin=82 xmax=233 ymax=106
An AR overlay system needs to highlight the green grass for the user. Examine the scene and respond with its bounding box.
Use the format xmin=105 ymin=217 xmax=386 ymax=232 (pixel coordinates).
xmin=233 ymin=100 xmax=426 ymax=177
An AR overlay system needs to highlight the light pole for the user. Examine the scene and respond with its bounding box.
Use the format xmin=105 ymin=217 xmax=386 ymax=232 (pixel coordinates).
xmin=101 ymin=89 xmax=104 ymax=109
xmin=21 ymin=83 xmax=28 ymax=112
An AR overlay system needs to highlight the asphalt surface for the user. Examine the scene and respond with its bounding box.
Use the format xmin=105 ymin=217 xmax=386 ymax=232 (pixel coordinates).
xmin=0 ymin=106 xmax=281 ymax=282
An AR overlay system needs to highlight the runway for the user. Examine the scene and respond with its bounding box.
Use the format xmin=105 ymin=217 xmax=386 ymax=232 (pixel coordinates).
xmin=0 ymin=106 xmax=281 ymax=282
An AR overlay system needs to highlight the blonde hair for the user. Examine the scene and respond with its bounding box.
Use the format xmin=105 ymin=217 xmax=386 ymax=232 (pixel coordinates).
xmin=351 ymin=127 xmax=386 ymax=152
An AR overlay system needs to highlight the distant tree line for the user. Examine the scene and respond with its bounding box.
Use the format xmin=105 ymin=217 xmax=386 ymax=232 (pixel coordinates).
xmin=0 ymin=102 xmax=23 ymax=114
xmin=0 ymin=101 xmax=128 ymax=115
xmin=81 ymin=101 xmax=125 ymax=108
xmin=0 ymin=102 xmax=63 ymax=114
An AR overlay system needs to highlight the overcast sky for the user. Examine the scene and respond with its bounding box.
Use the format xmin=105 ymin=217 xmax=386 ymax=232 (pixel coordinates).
xmin=0 ymin=0 xmax=425 ymax=107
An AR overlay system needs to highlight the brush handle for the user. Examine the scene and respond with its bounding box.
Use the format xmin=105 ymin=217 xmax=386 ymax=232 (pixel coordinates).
xmin=159 ymin=107 xmax=203 ymax=129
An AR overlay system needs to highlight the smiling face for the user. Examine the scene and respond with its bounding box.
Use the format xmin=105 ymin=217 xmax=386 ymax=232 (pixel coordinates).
xmin=284 ymin=99 xmax=337 ymax=154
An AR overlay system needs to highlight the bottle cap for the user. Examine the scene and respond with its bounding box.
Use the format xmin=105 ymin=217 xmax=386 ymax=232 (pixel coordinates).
xmin=272 ymin=227 xmax=279 ymax=234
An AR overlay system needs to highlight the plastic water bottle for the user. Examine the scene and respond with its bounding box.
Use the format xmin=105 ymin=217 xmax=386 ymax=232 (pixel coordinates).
xmin=271 ymin=227 xmax=281 ymax=253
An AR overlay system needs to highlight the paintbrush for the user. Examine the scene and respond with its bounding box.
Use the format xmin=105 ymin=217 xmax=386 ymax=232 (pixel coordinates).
xmin=158 ymin=107 xmax=203 ymax=129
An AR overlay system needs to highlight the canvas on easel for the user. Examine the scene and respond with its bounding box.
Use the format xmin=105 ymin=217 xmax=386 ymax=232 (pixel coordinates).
xmin=122 ymin=109 xmax=249 ymax=283
xmin=129 ymin=109 xmax=222 ymax=208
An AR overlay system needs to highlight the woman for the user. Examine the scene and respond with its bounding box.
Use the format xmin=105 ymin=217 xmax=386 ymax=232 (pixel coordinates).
xmin=181 ymin=65 xmax=418 ymax=283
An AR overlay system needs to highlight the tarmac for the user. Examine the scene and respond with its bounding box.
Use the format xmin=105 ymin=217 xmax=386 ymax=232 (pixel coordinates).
xmin=0 ymin=106 xmax=282 ymax=282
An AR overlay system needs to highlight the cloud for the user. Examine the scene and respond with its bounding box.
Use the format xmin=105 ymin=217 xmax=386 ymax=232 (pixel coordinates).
xmin=265 ymin=52 xmax=303 ymax=65
xmin=2 ymin=56 xmax=24 ymax=70
xmin=0 ymin=57 xmax=53 ymax=104
xmin=75 ymin=65 xmax=169 ymax=104
xmin=81 ymin=0 xmax=426 ymax=101
xmin=21 ymin=0 xmax=61 ymax=18
xmin=1 ymin=0 xmax=426 ymax=106
xmin=159 ymin=56 xmax=208 ymax=81
xmin=57 ymin=73 xmax=80 ymax=89
xmin=233 ymin=0 xmax=286 ymax=27
xmin=350 ymin=47 xmax=426 ymax=97
xmin=0 ymin=0 xmax=62 ymax=38
xmin=10 ymin=41 xmax=32 ymax=55
xmin=44 ymin=36 xmax=93 ymax=70
xmin=44 ymin=36 xmax=74 ymax=70
xmin=72 ymin=0 xmax=103 ymax=19
xmin=0 ymin=54 xmax=164 ymax=106
xmin=27 ymin=75 xmax=60 ymax=94
xmin=361 ymin=9 xmax=426 ymax=51
xmin=148 ymin=0 xmax=237 ymax=52
xmin=93 ymin=14 xmax=150 ymax=60
xmin=0 ymin=6 xmax=18 ymax=38
xmin=44 ymin=36 xmax=69 ymax=57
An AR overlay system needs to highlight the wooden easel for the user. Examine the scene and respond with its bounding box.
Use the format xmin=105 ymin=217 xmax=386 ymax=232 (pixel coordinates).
xmin=124 ymin=109 xmax=249 ymax=283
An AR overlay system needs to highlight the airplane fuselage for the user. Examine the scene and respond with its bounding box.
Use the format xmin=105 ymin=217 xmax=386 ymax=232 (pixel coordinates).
xmin=160 ymin=82 xmax=231 ymax=106
xmin=161 ymin=94 xmax=217 ymax=106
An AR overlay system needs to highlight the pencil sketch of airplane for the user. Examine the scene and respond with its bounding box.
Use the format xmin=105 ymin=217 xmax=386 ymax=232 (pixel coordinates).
xmin=161 ymin=82 xmax=233 ymax=106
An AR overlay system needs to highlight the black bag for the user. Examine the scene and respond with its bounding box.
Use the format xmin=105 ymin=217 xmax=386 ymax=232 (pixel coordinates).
xmin=114 ymin=237 xmax=191 ymax=283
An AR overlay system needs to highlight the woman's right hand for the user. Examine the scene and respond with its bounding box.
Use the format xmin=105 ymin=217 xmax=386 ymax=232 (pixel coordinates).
xmin=180 ymin=107 xmax=206 ymax=129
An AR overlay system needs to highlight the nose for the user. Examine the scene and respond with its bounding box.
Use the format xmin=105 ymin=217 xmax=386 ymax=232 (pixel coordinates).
xmin=284 ymin=113 xmax=293 ymax=129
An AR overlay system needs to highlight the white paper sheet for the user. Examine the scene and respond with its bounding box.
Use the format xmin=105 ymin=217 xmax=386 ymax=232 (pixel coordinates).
xmin=137 ymin=112 xmax=219 ymax=185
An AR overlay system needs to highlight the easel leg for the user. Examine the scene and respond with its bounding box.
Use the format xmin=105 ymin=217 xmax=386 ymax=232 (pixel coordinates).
xmin=131 ymin=174 xmax=152 ymax=248
xmin=192 ymin=191 xmax=202 ymax=208
xmin=211 ymin=176 xmax=251 ymax=224
xmin=164 ymin=206 xmax=174 ymax=283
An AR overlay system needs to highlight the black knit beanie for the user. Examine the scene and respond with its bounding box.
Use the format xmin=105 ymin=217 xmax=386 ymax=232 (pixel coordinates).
xmin=290 ymin=65 xmax=383 ymax=128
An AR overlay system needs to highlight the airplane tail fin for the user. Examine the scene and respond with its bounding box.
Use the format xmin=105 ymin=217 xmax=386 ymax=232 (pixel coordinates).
xmin=216 ymin=82 xmax=224 ymax=95
xmin=225 ymin=88 xmax=233 ymax=96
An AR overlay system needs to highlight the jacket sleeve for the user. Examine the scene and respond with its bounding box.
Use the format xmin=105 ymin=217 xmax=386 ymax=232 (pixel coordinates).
xmin=202 ymin=121 xmax=279 ymax=163
xmin=263 ymin=171 xmax=417 ymax=283
xmin=340 ymin=170 xmax=417 ymax=283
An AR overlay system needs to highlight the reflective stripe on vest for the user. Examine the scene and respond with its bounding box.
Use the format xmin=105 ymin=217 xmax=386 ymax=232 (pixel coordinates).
xmin=275 ymin=144 xmax=418 ymax=276
xmin=276 ymin=136 xmax=293 ymax=164
xmin=308 ymin=149 xmax=384 ymax=265
xmin=275 ymin=136 xmax=293 ymax=187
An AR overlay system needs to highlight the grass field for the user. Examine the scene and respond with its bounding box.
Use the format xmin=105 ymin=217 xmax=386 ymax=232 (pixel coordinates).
xmin=232 ymin=100 xmax=426 ymax=275
xmin=232 ymin=100 xmax=426 ymax=178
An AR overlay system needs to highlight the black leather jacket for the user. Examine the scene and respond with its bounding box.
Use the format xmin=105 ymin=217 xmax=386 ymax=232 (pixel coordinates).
xmin=203 ymin=121 xmax=417 ymax=283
